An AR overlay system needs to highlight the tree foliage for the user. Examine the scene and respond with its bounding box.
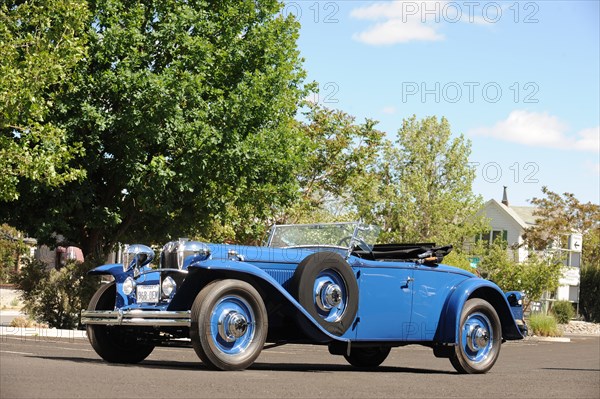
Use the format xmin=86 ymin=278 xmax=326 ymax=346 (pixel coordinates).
xmin=0 ymin=223 xmax=28 ymax=283
xmin=280 ymin=103 xmax=385 ymax=223
xmin=0 ymin=0 xmax=88 ymax=201
xmin=353 ymin=115 xmax=487 ymax=247
xmin=478 ymin=239 xmax=562 ymax=311
xmin=523 ymin=186 xmax=600 ymax=255
xmin=0 ymin=0 xmax=308 ymax=256
xmin=580 ymin=264 xmax=600 ymax=322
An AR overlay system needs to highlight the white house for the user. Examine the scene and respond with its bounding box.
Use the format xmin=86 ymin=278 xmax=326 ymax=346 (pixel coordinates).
xmin=481 ymin=187 xmax=581 ymax=307
xmin=480 ymin=187 xmax=537 ymax=263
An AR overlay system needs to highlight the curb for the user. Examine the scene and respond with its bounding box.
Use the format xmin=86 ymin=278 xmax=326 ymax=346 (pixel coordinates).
xmin=0 ymin=326 xmax=87 ymax=340
xmin=527 ymin=336 xmax=571 ymax=343
xmin=0 ymin=310 xmax=24 ymax=316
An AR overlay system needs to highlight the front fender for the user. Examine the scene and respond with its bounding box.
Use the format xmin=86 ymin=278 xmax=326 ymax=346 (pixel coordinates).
xmin=435 ymin=278 xmax=524 ymax=344
xmin=184 ymin=259 xmax=350 ymax=343
xmin=88 ymin=263 xmax=129 ymax=282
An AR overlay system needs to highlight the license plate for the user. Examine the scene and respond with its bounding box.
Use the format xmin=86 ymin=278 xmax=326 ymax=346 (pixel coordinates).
xmin=136 ymin=285 xmax=160 ymax=303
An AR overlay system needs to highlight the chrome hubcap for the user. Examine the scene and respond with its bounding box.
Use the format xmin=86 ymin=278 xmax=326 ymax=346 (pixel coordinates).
xmin=315 ymin=281 xmax=342 ymax=311
xmin=218 ymin=311 xmax=248 ymax=342
xmin=466 ymin=324 xmax=489 ymax=352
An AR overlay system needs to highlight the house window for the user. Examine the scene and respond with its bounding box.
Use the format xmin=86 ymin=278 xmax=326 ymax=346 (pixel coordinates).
xmin=477 ymin=230 xmax=508 ymax=246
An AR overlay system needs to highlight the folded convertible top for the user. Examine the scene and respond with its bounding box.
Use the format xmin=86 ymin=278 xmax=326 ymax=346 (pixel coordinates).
xmin=352 ymin=243 xmax=453 ymax=262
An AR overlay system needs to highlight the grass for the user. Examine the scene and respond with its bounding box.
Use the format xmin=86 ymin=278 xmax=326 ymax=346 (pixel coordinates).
xmin=528 ymin=313 xmax=562 ymax=337
xmin=8 ymin=316 xmax=48 ymax=329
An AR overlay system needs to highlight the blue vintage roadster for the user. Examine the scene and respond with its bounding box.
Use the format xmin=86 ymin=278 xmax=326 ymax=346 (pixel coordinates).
xmin=81 ymin=222 xmax=526 ymax=373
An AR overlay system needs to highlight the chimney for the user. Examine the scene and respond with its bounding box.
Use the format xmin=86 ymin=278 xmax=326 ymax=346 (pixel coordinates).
xmin=502 ymin=186 xmax=509 ymax=206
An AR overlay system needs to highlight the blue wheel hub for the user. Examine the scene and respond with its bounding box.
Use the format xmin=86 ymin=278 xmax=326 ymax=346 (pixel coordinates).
xmin=313 ymin=270 xmax=347 ymax=322
xmin=461 ymin=312 xmax=493 ymax=363
xmin=210 ymin=296 xmax=255 ymax=355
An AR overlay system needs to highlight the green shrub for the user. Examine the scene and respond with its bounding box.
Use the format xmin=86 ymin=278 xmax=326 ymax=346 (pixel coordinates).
xmin=528 ymin=313 xmax=561 ymax=337
xmin=11 ymin=259 xmax=99 ymax=329
xmin=0 ymin=224 xmax=28 ymax=284
xmin=551 ymin=300 xmax=575 ymax=324
xmin=580 ymin=265 xmax=600 ymax=322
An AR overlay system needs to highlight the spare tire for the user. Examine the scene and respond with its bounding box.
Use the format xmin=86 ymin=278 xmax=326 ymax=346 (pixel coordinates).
xmin=290 ymin=251 xmax=359 ymax=336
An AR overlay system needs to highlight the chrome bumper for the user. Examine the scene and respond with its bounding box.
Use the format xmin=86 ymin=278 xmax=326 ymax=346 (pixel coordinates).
xmin=81 ymin=310 xmax=191 ymax=327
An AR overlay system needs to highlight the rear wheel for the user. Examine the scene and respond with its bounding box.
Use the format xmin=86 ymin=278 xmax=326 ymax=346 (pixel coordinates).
xmin=190 ymin=280 xmax=268 ymax=371
xmin=449 ymin=298 xmax=502 ymax=374
xmin=344 ymin=346 xmax=391 ymax=368
xmin=86 ymin=283 xmax=155 ymax=363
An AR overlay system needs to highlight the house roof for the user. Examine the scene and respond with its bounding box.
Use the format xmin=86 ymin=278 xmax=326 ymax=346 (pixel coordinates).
xmin=484 ymin=199 xmax=539 ymax=230
xmin=509 ymin=206 xmax=539 ymax=226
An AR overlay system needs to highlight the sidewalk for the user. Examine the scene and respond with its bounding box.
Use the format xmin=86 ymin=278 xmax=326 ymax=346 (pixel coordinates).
xmin=0 ymin=325 xmax=87 ymax=340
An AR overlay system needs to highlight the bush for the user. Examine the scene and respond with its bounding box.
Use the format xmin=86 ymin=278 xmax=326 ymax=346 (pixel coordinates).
xmin=0 ymin=224 xmax=28 ymax=284
xmin=9 ymin=316 xmax=47 ymax=328
xmin=551 ymin=300 xmax=575 ymax=324
xmin=580 ymin=265 xmax=600 ymax=322
xmin=528 ymin=313 xmax=561 ymax=337
xmin=11 ymin=258 xmax=99 ymax=329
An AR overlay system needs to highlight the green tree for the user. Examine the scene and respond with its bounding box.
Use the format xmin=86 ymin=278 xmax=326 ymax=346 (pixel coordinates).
xmin=523 ymin=187 xmax=600 ymax=256
xmin=523 ymin=188 xmax=600 ymax=319
xmin=0 ymin=224 xmax=28 ymax=284
xmin=478 ymin=239 xmax=562 ymax=311
xmin=0 ymin=0 xmax=88 ymax=201
xmin=354 ymin=115 xmax=487 ymax=247
xmin=580 ymin=264 xmax=600 ymax=322
xmin=0 ymin=0 xmax=308 ymax=256
xmin=280 ymin=103 xmax=385 ymax=223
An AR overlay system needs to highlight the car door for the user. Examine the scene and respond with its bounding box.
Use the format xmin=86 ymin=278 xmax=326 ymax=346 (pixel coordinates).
xmin=353 ymin=262 xmax=415 ymax=340
xmin=410 ymin=265 xmax=471 ymax=341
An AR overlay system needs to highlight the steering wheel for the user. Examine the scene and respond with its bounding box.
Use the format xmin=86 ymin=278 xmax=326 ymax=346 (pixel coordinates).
xmin=337 ymin=236 xmax=354 ymax=247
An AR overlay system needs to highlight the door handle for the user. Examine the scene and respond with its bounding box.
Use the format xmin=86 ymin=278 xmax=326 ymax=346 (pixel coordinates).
xmin=401 ymin=277 xmax=414 ymax=289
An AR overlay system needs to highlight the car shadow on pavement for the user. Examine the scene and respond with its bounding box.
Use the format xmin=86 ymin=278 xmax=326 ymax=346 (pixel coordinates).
xmin=28 ymin=355 xmax=206 ymax=371
xmin=250 ymin=362 xmax=455 ymax=374
xmin=28 ymin=355 xmax=455 ymax=374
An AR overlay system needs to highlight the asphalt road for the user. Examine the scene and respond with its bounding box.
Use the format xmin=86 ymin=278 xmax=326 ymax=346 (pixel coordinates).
xmin=1 ymin=335 xmax=599 ymax=399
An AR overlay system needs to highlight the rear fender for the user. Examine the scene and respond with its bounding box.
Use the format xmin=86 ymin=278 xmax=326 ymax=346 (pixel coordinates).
xmin=435 ymin=278 xmax=524 ymax=345
xmin=174 ymin=259 xmax=350 ymax=343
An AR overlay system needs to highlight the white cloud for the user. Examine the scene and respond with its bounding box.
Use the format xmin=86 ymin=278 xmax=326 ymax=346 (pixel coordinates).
xmin=353 ymin=19 xmax=444 ymax=45
xmin=382 ymin=106 xmax=397 ymax=115
xmin=351 ymin=1 xmax=445 ymax=45
xmin=470 ymin=110 xmax=600 ymax=153
xmin=350 ymin=1 xmax=508 ymax=45
xmin=573 ymin=127 xmax=600 ymax=152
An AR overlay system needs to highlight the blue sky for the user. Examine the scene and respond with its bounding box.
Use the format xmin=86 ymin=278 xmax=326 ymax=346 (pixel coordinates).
xmin=287 ymin=0 xmax=600 ymax=206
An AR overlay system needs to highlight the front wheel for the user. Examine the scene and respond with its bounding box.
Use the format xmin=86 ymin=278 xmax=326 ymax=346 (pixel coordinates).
xmin=344 ymin=346 xmax=391 ymax=368
xmin=190 ymin=280 xmax=268 ymax=371
xmin=449 ymin=298 xmax=502 ymax=374
xmin=86 ymin=283 xmax=155 ymax=363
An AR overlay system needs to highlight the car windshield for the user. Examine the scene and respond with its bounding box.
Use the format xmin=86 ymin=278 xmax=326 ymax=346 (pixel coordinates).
xmin=267 ymin=222 xmax=380 ymax=251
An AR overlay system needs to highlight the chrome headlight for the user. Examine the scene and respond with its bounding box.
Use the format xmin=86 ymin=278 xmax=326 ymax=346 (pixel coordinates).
xmin=122 ymin=276 xmax=135 ymax=295
xmin=177 ymin=240 xmax=210 ymax=269
xmin=161 ymin=239 xmax=210 ymax=269
xmin=123 ymin=244 xmax=154 ymax=272
xmin=161 ymin=276 xmax=176 ymax=298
